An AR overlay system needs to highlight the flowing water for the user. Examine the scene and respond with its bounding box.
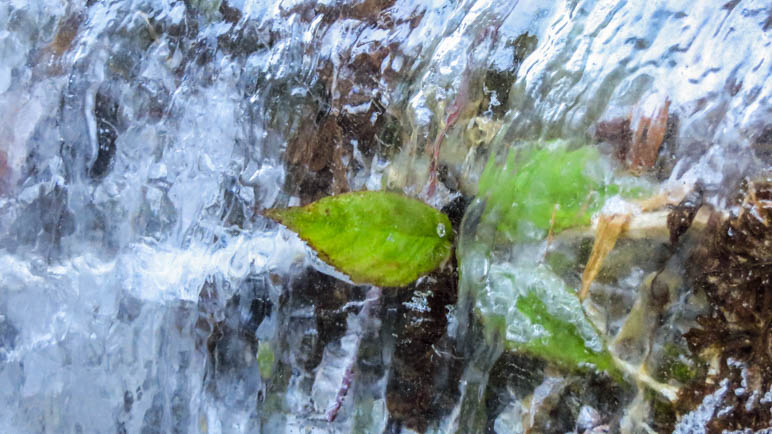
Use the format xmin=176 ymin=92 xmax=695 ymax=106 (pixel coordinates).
xmin=0 ymin=0 xmax=770 ymax=432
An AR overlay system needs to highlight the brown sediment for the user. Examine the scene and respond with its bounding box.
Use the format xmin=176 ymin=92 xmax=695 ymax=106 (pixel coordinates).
xmin=48 ymin=12 xmax=84 ymax=57
xmin=680 ymin=178 xmax=772 ymax=431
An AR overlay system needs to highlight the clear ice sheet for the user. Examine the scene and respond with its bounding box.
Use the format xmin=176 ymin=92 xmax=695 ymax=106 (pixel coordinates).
xmin=0 ymin=0 xmax=770 ymax=433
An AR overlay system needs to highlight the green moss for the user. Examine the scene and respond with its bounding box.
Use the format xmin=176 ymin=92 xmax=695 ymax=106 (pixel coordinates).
xmin=257 ymin=342 xmax=275 ymax=379
xmin=657 ymin=344 xmax=705 ymax=384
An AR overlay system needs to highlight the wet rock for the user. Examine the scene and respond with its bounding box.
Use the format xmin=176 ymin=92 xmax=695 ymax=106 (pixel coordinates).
xmin=480 ymin=33 xmax=538 ymax=118
xmin=284 ymin=86 xmax=401 ymax=204
xmin=275 ymin=268 xmax=366 ymax=374
xmin=485 ymin=354 xmax=628 ymax=434
xmin=219 ymin=177 xmax=249 ymax=229
xmin=653 ymin=113 xmax=680 ymax=181
xmin=667 ymin=184 xmax=703 ymax=246
xmin=117 ymin=293 xmax=144 ymax=323
xmin=441 ymin=195 xmax=471 ymax=232
xmin=88 ymin=87 xmax=120 ymax=181
xmin=595 ymin=118 xmax=632 ymax=162
xmin=484 ymin=352 xmax=545 ymax=430
xmin=384 ymin=264 xmax=462 ymax=432
xmin=752 ymin=125 xmax=772 ymax=163
xmin=534 ymin=374 xmax=627 ymax=434
xmin=218 ymin=0 xmax=242 ymax=24
xmin=193 ymin=274 xmax=273 ymax=421
xmin=280 ymin=9 xmax=415 ymax=204
xmin=285 ymin=0 xmax=397 ymax=25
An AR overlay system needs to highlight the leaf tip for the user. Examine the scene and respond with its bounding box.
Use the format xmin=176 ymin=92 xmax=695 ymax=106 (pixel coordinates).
xmin=262 ymin=207 xmax=284 ymax=223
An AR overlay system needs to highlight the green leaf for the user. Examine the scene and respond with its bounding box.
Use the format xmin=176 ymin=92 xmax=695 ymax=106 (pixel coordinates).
xmin=477 ymin=140 xmax=651 ymax=242
xmin=475 ymin=263 xmax=618 ymax=378
xmin=265 ymin=191 xmax=453 ymax=287
xmin=515 ymin=292 xmax=616 ymax=377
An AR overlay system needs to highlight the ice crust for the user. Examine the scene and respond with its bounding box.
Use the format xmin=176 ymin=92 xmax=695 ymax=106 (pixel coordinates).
xmin=0 ymin=0 xmax=770 ymax=432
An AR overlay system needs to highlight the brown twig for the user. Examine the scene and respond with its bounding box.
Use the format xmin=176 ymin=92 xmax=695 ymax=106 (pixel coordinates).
xmin=579 ymin=214 xmax=630 ymax=301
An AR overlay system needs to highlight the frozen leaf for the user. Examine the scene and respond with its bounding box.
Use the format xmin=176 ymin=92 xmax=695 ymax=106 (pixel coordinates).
xmin=516 ymin=292 xmax=617 ymax=377
xmin=477 ymin=264 xmax=617 ymax=377
xmin=476 ymin=265 xmax=678 ymax=396
xmin=265 ymin=191 xmax=453 ymax=287
xmin=477 ymin=140 xmax=650 ymax=242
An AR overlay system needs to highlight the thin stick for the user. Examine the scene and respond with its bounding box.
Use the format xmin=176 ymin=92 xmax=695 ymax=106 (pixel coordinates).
xmin=612 ymin=356 xmax=679 ymax=402
xmin=559 ymin=207 xmax=712 ymax=243
xmin=326 ymin=286 xmax=382 ymax=422
xmin=575 ymin=206 xmax=713 ymax=301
